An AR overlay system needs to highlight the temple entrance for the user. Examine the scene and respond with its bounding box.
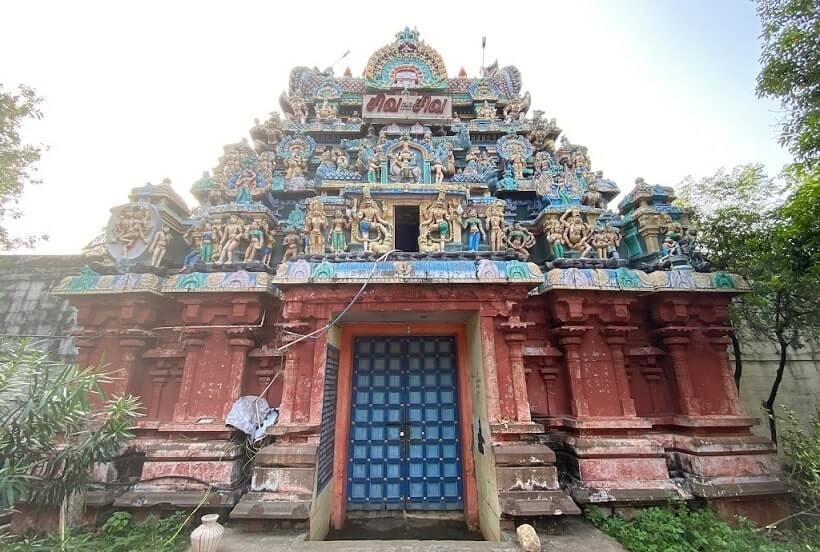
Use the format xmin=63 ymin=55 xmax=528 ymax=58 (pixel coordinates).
xmin=347 ymin=336 xmax=463 ymax=512
xmin=394 ymin=205 xmax=420 ymax=252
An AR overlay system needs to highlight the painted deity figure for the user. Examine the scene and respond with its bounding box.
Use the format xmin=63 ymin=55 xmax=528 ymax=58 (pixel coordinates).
xmin=304 ymin=199 xmax=329 ymax=255
xmin=486 ymin=203 xmax=506 ymax=251
xmin=218 ymin=216 xmax=245 ymax=263
xmin=603 ymin=224 xmax=621 ymax=258
xmin=582 ymin=179 xmax=606 ymax=209
xmin=329 ymin=209 xmax=350 ymax=253
xmin=367 ymin=151 xmax=381 ymax=183
xmin=281 ymin=227 xmax=301 ymax=262
xmin=583 ymin=230 xmax=610 ymax=259
xmin=504 ymin=222 xmax=536 ymax=260
xmin=560 ymin=209 xmax=592 ymax=253
xmin=233 ymin=169 xmax=257 ymax=204
xmin=545 ymin=219 xmax=566 ymax=259
xmin=391 ymin=143 xmax=421 ymax=183
xmin=182 ymin=225 xmax=202 ymax=267
xmin=355 ymin=187 xmax=391 ymax=251
xmin=533 ymin=151 xmax=550 ymax=175
xmin=661 ymin=222 xmax=684 ymax=258
xmin=316 ymin=99 xmax=337 ymax=121
xmin=113 ymin=206 xmax=152 ymax=257
xmin=510 ymin=152 xmax=526 ymax=180
xmin=334 ymin=149 xmax=349 ymax=170
xmin=261 ymin=221 xmax=276 ymax=266
xmin=420 ymin=189 xmax=453 ymax=251
xmin=285 ymin=152 xmax=307 ymax=179
xmin=244 ymin=220 xmax=265 ymax=262
xmin=149 ymin=225 xmax=171 ymax=267
xmin=288 ymin=93 xmax=308 ymax=124
xmin=200 ymin=223 xmax=215 ymax=264
xmin=461 ymin=208 xmax=486 ymax=251
xmin=476 ymin=100 xmax=496 ymax=119
xmin=432 ymin=158 xmax=445 ymax=185
xmin=503 ymin=93 xmax=529 ymax=123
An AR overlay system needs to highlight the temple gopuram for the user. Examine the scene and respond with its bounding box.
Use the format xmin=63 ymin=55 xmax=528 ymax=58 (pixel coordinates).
xmin=52 ymin=28 xmax=784 ymax=540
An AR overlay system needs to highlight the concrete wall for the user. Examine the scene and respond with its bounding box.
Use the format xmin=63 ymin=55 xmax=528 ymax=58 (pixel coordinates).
xmin=735 ymin=335 xmax=820 ymax=439
xmin=466 ymin=315 xmax=501 ymax=542
xmin=0 ymin=255 xmax=85 ymax=359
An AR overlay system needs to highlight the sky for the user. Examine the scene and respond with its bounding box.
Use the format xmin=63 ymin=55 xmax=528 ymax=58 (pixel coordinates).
xmin=1 ymin=0 xmax=791 ymax=255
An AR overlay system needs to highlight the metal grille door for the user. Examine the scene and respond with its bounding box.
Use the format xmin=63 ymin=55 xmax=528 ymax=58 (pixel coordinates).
xmin=347 ymin=336 xmax=463 ymax=511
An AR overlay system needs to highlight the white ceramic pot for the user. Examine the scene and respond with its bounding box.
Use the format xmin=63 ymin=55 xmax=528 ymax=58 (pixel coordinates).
xmin=190 ymin=513 xmax=224 ymax=552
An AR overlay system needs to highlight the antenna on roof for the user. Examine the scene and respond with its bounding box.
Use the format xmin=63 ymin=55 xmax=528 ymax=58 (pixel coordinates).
xmin=481 ymin=36 xmax=487 ymax=77
xmin=326 ymin=50 xmax=351 ymax=74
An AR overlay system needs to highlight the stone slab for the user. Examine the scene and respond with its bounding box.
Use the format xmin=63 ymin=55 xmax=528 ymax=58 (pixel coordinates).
xmin=230 ymin=493 xmax=312 ymax=520
xmin=493 ymin=443 xmax=556 ymax=466
xmin=498 ymin=491 xmax=581 ymax=516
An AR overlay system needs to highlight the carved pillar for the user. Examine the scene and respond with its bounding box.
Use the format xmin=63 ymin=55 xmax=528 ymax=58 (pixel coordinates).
xmin=172 ymin=329 xmax=209 ymax=422
xmin=656 ymin=326 xmax=698 ymax=416
xmin=72 ymin=331 xmax=98 ymax=369
xmin=114 ymin=332 xmax=152 ymax=398
xmin=501 ymin=322 xmax=532 ymax=423
xmin=601 ymin=326 xmax=638 ymax=417
xmin=480 ymin=314 xmax=502 ymax=423
xmin=148 ymin=360 xmax=170 ymax=419
xmin=276 ymin=319 xmax=311 ymax=426
xmin=703 ymin=326 xmax=746 ymax=416
xmin=224 ymin=328 xmax=256 ymax=419
xmin=555 ymin=326 xmax=592 ymax=418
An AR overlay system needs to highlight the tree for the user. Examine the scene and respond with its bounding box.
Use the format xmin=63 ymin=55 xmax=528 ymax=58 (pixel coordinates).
xmin=0 ymin=84 xmax=47 ymax=249
xmin=677 ymin=165 xmax=820 ymax=445
xmin=756 ymin=0 xmax=820 ymax=163
xmin=0 ymin=339 xmax=139 ymax=510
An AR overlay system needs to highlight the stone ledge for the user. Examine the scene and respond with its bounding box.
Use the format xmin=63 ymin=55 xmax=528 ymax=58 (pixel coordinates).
xmin=493 ymin=442 xmax=556 ymax=466
xmin=498 ymin=490 xmax=581 ymax=516
xmin=687 ymin=476 xmax=786 ymax=499
xmin=230 ymin=492 xmax=312 ymax=520
xmin=570 ymin=482 xmax=688 ymax=504
xmin=113 ymin=489 xmax=241 ymax=509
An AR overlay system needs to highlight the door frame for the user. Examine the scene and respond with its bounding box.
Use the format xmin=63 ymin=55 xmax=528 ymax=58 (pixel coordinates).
xmin=331 ymin=323 xmax=478 ymax=530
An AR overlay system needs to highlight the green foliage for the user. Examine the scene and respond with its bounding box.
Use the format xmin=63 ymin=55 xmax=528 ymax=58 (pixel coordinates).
xmin=0 ymin=83 xmax=46 ymax=249
xmin=0 ymin=338 xmax=140 ymax=509
xmin=676 ymin=164 xmax=820 ymax=444
xmin=0 ymin=511 xmax=191 ymax=551
xmin=756 ymin=0 xmax=820 ymax=162
xmin=778 ymin=407 xmax=820 ymax=544
xmin=585 ymin=505 xmax=797 ymax=552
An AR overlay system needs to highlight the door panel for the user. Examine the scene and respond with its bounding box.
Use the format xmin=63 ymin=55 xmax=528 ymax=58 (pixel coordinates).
xmin=347 ymin=336 xmax=463 ymax=511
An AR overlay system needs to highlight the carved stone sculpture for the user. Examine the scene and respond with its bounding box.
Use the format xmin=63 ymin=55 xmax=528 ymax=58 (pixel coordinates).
xmin=354 ymin=187 xmax=391 ymax=251
xmin=149 ymin=225 xmax=171 ymax=267
xmin=304 ymin=198 xmax=329 ymax=255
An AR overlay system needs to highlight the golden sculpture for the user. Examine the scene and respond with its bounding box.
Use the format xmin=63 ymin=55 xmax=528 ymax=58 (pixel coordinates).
xmin=304 ymin=198 xmax=329 ymax=255
xmin=315 ymin=99 xmax=337 ymax=121
xmin=486 ymin=203 xmax=507 ymax=251
xmin=476 ymin=100 xmax=496 ymax=119
xmin=284 ymin=152 xmax=307 ymax=179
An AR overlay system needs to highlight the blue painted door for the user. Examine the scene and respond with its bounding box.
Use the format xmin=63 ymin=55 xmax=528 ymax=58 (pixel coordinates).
xmin=347 ymin=336 xmax=463 ymax=511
